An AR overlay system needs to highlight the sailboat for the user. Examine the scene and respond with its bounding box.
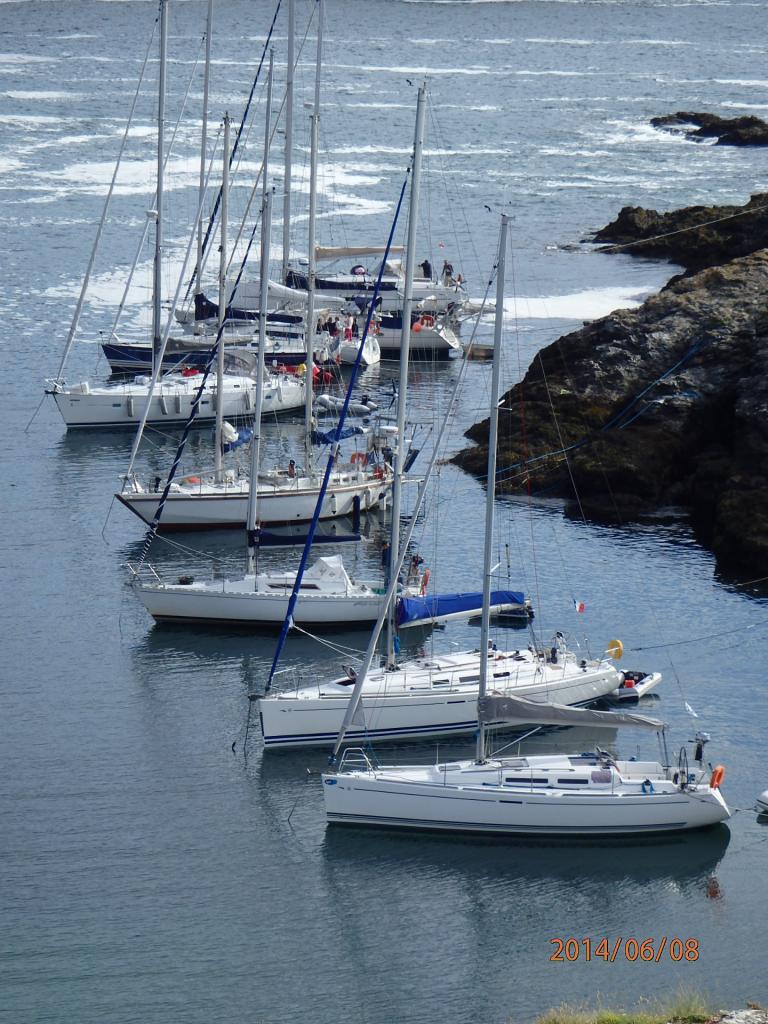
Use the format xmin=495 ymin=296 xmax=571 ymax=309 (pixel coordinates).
xmin=322 ymin=693 xmax=731 ymax=835
xmin=319 ymin=215 xmax=729 ymax=837
xmin=45 ymin=0 xmax=304 ymax=432
xmin=256 ymin=209 xmax=629 ymax=751
xmin=116 ymin=0 xmax=390 ymax=530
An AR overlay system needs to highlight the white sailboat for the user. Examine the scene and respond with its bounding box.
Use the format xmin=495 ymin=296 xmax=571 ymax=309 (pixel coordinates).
xmin=116 ymin=0 xmax=389 ymax=528
xmin=46 ymin=0 xmax=303 ymax=432
xmin=320 ymin=215 xmax=729 ymax=837
xmin=257 ymin=202 xmax=625 ymax=751
xmin=322 ymin=694 xmax=731 ymax=836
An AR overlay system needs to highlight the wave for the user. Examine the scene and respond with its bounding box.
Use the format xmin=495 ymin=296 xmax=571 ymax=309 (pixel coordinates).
xmin=502 ymin=285 xmax=653 ymax=321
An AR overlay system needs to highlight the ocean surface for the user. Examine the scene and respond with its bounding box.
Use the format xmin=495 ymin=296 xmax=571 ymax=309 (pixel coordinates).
xmin=2 ymin=2 xmax=768 ymax=1022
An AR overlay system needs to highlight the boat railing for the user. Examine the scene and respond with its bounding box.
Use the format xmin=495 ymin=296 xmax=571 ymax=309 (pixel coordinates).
xmin=338 ymin=748 xmax=374 ymax=773
xmin=125 ymin=561 xmax=162 ymax=583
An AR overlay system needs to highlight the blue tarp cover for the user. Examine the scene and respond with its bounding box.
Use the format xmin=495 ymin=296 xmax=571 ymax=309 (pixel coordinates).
xmin=397 ymin=589 xmax=526 ymax=626
xmin=311 ymin=425 xmax=364 ymax=446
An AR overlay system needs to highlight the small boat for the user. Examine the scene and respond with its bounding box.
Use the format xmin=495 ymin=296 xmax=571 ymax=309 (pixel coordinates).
xmin=757 ymin=790 xmax=768 ymax=814
xmin=604 ymin=669 xmax=663 ymax=704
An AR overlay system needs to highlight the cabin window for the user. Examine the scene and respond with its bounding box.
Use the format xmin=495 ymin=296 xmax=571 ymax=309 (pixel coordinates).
xmin=459 ymin=675 xmax=479 ymax=683
xmin=557 ymin=778 xmax=589 ymax=785
xmin=493 ymin=671 xmax=510 ymax=678
xmin=506 ymin=777 xmax=548 ymax=784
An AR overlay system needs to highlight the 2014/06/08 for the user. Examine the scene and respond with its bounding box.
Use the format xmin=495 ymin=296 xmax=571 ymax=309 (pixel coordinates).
xmin=550 ymin=937 xmax=700 ymax=963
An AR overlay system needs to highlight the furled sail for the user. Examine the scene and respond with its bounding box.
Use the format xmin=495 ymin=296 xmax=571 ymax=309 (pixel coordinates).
xmin=478 ymin=693 xmax=664 ymax=731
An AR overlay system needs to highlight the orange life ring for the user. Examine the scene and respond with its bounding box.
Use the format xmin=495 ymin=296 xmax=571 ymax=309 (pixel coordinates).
xmin=350 ymin=451 xmax=368 ymax=466
xmin=420 ymin=568 xmax=430 ymax=595
xmin=419 ymin=315 xmax=435 ymax=328
xmin=183 ymin=475 xmax=201 ymax=485
xmin=709 ymin=765 xmax=725 ymax=790
xmin=373 ymin=465 xmax=385 ymax=480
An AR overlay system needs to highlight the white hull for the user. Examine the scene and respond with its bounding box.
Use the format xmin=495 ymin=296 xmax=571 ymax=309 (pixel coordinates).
xmin=134 ymin=553 xmax=422 ymax=628
xmin=338 ymin=335 xmax=380 ymax=366
xmin=258 ymin=649 xmax=624 ymax=748
xmin=47 ymin=374 xmax=304 ymax=429
xmin=323 ymin=754 xmax=731 ymax=835
xmin=377 ymin=323 xmax=459 ymax=356
xmin=136 ymin=579 xmax=385 ymax=626
xmin=117 ymin=470 xmax=391 ymax=529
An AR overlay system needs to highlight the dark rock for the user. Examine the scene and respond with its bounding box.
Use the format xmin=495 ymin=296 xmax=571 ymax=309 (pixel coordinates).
xmin=592 ymin=193 xmax=768 ymax=271
xmin=453 ymin=249 xmax=768 ymax=575
xmin=651 ymin=110 xmax=768 ymax=146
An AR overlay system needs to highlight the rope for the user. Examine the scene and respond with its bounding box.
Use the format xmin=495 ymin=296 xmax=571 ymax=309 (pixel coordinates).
xmin=597 ymin=199 xmax=768 ymax=254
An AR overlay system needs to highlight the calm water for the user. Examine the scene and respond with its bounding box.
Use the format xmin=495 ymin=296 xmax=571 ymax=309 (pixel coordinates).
xmin=2 ymin=2 xmax=768 ymax=1022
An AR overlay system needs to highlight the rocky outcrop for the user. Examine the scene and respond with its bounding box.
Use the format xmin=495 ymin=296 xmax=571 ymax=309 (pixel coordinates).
xmin=592 ymin=192 xmax=768 ymax=271
xmin=651 ymin=111 xmax=768 ymax=146
xmin=453 ymin=250 xmax=768 ymax=573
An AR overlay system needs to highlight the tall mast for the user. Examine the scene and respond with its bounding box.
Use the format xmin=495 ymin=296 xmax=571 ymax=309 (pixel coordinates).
xmin=385 ymin=83 xmax=426 ymax=667
xmin=152 ymin=0 xmax=168 ymax=378
xmin=281 ymin=0 xmax=295 ymax=280
xmin=195 ymin=0 xmax=213 ymax=300
xmin=214 ymin=112 xmax=230 ymax=481
xmin=476 ymin=214 xmax=508 ymax=764
xmin=304 ymin=0 xmax=323 ymax=471
xmin=263 ymin=49 xmax=274 ymax=209
xmin=246 ymin=188 xmax=273 ymax=576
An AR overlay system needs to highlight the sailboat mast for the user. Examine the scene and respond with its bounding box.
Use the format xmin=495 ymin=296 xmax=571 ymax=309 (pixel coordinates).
xmin=386 ymin=83 xmax=426 ymax=667
xmin=246 ymin=188 xmax=273 ymax=576
xmin=152 ymin=0 xmax=168 ymax=378
xmin=263 ymin=49 xmax=274 ymax=204
xmin=476 ymin=214 xmax=508 ymax=764
xmin=304 ymin=0 xmax=323 ymax=471
xmin=214 ymin=112 xmax=230 ymax=481
xmin=195 ymin=0 xmax=213 ymax=300
xmin=281 ymin=0 xmax=295 ymax=280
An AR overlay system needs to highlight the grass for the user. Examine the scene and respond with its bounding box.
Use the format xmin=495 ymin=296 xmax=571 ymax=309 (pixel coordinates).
xmin=535 ymin=988 xmax=716 ymax=1024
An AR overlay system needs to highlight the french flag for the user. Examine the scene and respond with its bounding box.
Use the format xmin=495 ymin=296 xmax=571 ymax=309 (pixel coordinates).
xmin=574 ymin=600 xmax=585 ymax=614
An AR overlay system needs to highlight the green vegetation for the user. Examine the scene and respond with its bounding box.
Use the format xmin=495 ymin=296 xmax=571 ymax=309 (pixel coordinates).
xmin=535 ymin=989 xmax=716 ymax=1024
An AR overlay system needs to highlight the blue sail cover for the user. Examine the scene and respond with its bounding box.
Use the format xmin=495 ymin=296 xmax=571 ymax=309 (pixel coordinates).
xmin=222 ymin=427 xmax=253 ymax=453
xmin=311 ymin=425 xmax=363 ymax=446
xmin=397 ymin=589 xmax=527 ymax=626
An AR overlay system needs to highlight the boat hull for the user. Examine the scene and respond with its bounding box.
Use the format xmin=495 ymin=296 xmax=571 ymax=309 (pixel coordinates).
xmin=102 ymin=341 xmax=309 ymax=373
xmin=117 ymin=476 xmax=389 ymax=529
xmin=258 ymin=668 xmax=621 ymax=748
xmin=322 ymin=774 xmax=731 ymax=835
xmin=49 ymin=377 xmax=304 ymax=429
xmin=136 ymin=581 xmax=385 ymax=626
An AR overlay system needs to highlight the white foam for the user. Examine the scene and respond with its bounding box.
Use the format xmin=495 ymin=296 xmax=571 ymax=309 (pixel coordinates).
xmin=502 ymin=286 xmax=652 ymax=321
xmin=721 ymin=100 xmax=768 ymax=110
xmin=0 ymin=52 xmax=53 ymax=63
xmin=714 ymin=78 xmax=768 ymax=88
xmin=4 ymin=90 xmax=84 ymax=101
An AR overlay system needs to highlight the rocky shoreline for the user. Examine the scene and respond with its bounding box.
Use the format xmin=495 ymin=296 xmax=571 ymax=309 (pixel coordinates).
xmin=651 ymin=111 xmax=768 ymax=146
xmin=453 ymin=196 xmax=768 ymax=573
